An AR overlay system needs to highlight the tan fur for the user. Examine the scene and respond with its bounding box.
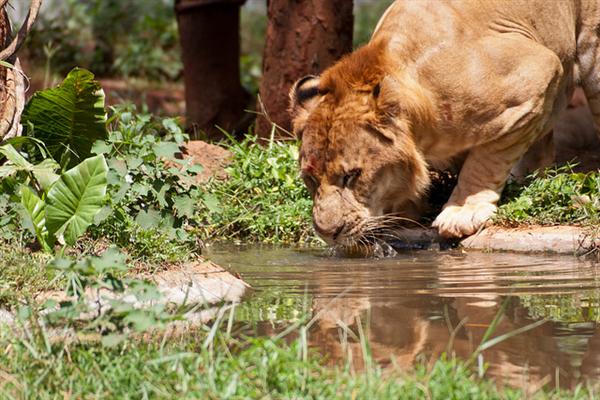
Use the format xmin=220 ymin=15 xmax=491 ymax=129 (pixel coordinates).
xmin=290 ymin=0 xmax=600 ymax=243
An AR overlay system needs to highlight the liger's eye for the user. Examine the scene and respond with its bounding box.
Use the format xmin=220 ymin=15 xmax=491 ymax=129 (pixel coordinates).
xmin=302 ymin=173 xmax=319 ymax=192
xmin=342 ymin=169 xmax=361 ymax=188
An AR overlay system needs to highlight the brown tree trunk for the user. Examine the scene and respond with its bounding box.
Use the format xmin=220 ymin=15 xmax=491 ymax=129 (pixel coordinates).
xmin=256 ymin=0 xmax=353 ymax=138
xmin=0 ymin=5 xmax=26 ymax=141
xmin=175 ymin=0 xmax=250 ymax=140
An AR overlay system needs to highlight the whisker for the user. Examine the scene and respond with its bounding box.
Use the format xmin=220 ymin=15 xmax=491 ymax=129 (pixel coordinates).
xmin=365 ymin=232 xmax=404 ymax=242
xmin=365 ymin=214 xmax=425 ymax=228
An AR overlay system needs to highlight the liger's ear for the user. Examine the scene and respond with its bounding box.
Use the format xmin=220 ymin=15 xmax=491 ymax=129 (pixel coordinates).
xmin=367 ymin=76 xmax=405 ymax=143
xmin=374 ymin=74 xmax=434 ymax=126
xmin=373 ymin=75 xmax=402 ymax=115
xmin=289 ymin=75 xmax=321 ymax=118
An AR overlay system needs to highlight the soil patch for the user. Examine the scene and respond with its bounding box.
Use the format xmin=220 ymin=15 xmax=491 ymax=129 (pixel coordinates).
xmin=176 ymin=140 xmax=232 ymax=183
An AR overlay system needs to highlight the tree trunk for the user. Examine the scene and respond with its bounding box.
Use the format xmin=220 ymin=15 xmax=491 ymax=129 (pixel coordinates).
xmin=256 ymin=0 xmax=353 ymax=138
xmin=175 ymin=0 xmax=250 ymax=140
xmin=0 ymin=6 xmax=26 ymax=142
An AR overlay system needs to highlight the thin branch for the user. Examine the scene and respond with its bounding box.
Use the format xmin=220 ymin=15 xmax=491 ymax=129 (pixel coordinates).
xmin=0 ymin=0 xmax=43 ymax=61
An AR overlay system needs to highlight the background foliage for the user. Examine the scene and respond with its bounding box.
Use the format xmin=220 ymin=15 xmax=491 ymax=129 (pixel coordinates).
xmin=24 ymin=0 xmax=181 ymax=81
xmin=22 ymin=0 xmax=391 ymax=92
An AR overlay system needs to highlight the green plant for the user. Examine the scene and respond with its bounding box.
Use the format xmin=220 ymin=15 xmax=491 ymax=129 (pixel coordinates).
xmin=196 ymin=134 xmax=314 ymax=243
xmin=88 ymin=105 xmax=205 ymax=262
xmin=497 ymin=165 xmax=600 ymax=225
xmin=10 ymin=306 xmax=599 ymax=399
xmin=235 ymin=287 xmax=310 ymax=323
xmin=240 ymin=53 xmax=263 ymax=94
xmin=0 ymin=142 xmax=59 ymax=192
xmin=24 ymin=0 xmax=93 ymax=77
xmin=0 ymin=192 xmax=19 ymax=240
xmin=4 ymin=148 xmax=109 ymax=252
xmin=240 ymin=6 xmax=267 ymax=93
xmin=44 ymin=247 xmax=176 ymax=347
xmin=520 ymin=292 xmax=600 ymax=323
xmin=22 ymin=68 xmax=108 ymax=167
xmin=0 ymin=67 xmax=111 ymax=253
xmin=112 ymin=2 xmax=182 ymax=81
xmin=353 ymin=1 xmax=394 ymax=48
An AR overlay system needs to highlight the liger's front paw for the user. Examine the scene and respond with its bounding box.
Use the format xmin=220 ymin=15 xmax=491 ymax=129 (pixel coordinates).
xmin=432 ymin=202 xmax=496 ymax=239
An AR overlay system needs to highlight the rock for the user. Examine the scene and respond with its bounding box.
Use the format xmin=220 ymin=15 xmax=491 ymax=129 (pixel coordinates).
xmin=1 ymin=259 xmax=250 ymax=329
xmin=0 ymin=308 xmax=14 ymax=326
xmin=152 ymin=260 xmax=249 ymax=305
xmin=384 ymin=226 xmax=598 ymax=255
xmin=461 ymin=226 xmax=597 ymax=255
xmin=175 ymin=140 xmax=232 ymax=183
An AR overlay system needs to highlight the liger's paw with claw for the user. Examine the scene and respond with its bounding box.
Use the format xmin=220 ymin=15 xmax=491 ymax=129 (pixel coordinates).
xmin=432 ymin=202 xmax=496 ymax=238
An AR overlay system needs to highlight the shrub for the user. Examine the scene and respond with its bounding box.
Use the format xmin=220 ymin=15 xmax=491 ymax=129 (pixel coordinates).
xmin=497 ymin=165 xmax=600 ymax=226
xmin=196 ymin=135 xmax=314 ymax=243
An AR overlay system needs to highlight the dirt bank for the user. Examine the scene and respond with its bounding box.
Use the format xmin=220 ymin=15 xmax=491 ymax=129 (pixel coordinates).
xmin=0 ymin=259 xmax=249 ymax=327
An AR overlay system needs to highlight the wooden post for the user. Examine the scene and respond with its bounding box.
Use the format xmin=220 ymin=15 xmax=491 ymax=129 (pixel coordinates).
xmin=175 ymin=0 xmax=250 ymax=140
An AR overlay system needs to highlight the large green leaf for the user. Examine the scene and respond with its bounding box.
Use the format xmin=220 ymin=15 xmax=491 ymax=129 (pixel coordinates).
xmin=0 ymin=144 xmax=59 ymax=190
xmin=21 ymin=68 xmax=108 ymax=167
xmin=46 ymin=154 xmax=108 ymax=245
xmin=20 ymin=186 xmax=51 ymax=251
xmin=0 ymin=144 xmax=32 ymax=175
xmin=31 ymin=159 xmax=61 ymax=192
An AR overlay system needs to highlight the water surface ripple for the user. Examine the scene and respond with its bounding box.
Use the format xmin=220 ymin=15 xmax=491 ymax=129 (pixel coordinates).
xmin=207 ymin=245 xmax=600 ymax=391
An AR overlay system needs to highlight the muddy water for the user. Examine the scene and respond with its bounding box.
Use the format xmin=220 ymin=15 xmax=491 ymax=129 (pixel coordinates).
xmin=206 ymin=245 xmax=600 ymax=390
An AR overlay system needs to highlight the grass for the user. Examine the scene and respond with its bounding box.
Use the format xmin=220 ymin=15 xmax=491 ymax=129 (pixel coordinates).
xmin=496 ymin=165 xmax=600 ymax=226
xmin=4 ymin=107 xmax=599 ymax=255
xmin=1 ymin=153 xmax=599 ymax=399
xmin=196 ymin=140 xmax=600 ymax=244
xmin=195 ymin=135 xmax=315 ymax=244
xmin=0 ymin=243 xmax=55 ymax=307
xmin=92 ymin=125 xmax=599 ymax=248
xmin=8 ymin=10 xmax=600 ymax=397
xmin=0 ymin=109 xmax=315 ymax=316
xmin=1 ymin=318 xmax=577 ymax=400
xmin=1 ymin=242 xmax=599 ymax=399
xmin=196 ymin=147 xmax=600 ymax=244
xmin=1 ymin=93 xmax=598 ymax=398
xmin=87 ymin=108 xmax=315 ymax=253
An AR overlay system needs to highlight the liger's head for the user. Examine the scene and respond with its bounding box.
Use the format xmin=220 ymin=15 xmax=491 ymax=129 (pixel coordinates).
xmin=289 ymin=43 xmax=432 ymax=246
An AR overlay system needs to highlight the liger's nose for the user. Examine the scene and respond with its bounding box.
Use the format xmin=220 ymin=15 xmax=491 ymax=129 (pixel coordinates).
xmin=314 ymin=221 xmax=345 ymax=241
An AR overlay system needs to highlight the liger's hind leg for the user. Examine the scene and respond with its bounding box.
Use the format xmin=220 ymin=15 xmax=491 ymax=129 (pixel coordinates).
xmin=577 ymin=39 xmax=600 ymax=140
